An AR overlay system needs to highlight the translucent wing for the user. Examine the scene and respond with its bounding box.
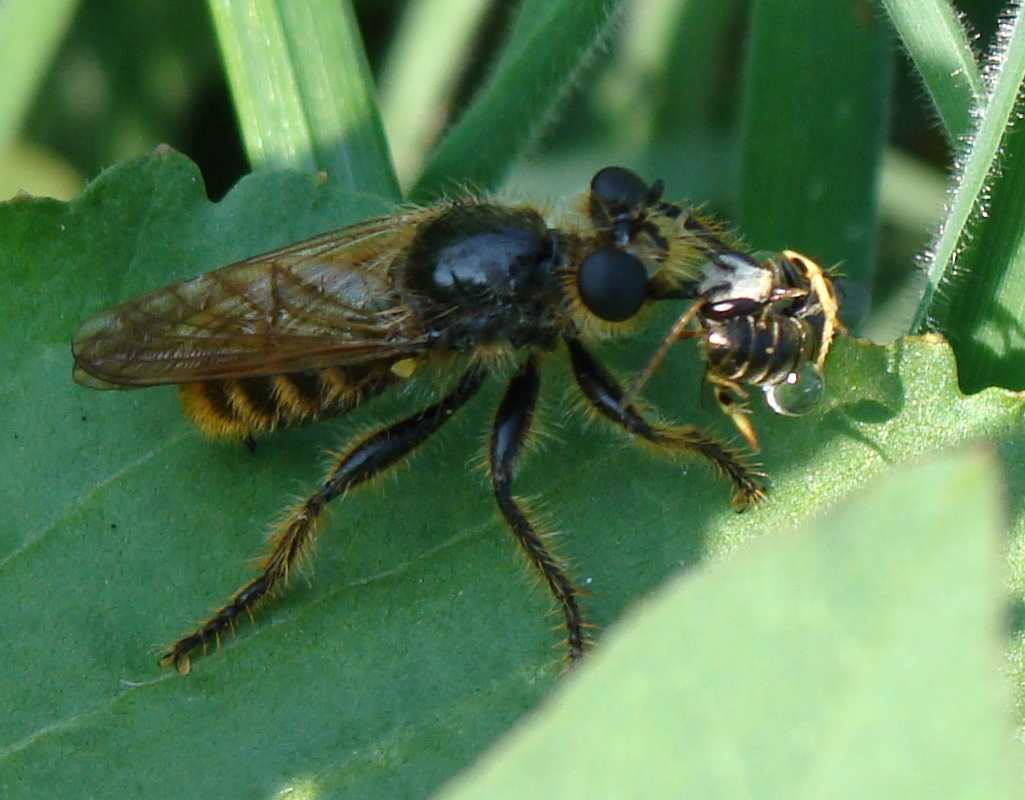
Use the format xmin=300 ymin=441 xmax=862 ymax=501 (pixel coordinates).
xmin=73 ymin=211 xmax=435 ymax=388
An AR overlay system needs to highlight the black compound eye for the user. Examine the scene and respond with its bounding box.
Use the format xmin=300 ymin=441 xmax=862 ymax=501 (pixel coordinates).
xmin=589 ymin=167 xmax=650 ymax=222
xmin=577 ymin=248 xmax=648 ymax=322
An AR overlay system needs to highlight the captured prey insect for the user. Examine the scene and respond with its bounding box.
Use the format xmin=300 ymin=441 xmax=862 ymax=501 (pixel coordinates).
xmin=72 ymin=166 xmax=840 ymax=674
xmin=629 ymin=246 xmax=843 ymax=451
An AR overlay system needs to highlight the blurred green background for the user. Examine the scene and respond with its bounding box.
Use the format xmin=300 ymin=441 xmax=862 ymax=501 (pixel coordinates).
xmin=1 ymin=0 xmax=1008 ymax=343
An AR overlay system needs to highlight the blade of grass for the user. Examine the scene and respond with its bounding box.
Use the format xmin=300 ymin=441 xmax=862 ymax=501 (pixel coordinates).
xmin=207 ymin=0 xmax=399 ymax=199
xmin=914 ymin=6 xmax=1025 ymax=391
xmin=739 ymin=0 xmax=891 ymax=329
xmin=411 ymin=0 xmax=624 ymax=200
xmin=594 ymin=0 xmax=743 ymax=148
xmin=650 ymin=0 xmax=743 ymax=142
xmin=0 ymin=0 xmax=79 ymax=153
xmin=863 ymin=149 xmax=946 ymax=342
xmin=879 ymin=0 xmax=982 ymax=143
xmin=379 ymin=0 xmax=491 ymax=191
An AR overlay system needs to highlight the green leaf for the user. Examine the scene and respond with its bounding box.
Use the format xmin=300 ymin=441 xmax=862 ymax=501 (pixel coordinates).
xmin=3 ymin=153 xmax=1025 ymax=796
xmin=442 ymin=451 xmax=1020 ymax=798
xmin=208 ymin=0 xmax=399 ymax=199
xmin=739 ymin=0 xmax=892 ymax=326
xmin=411 ymin=0 xmax=624 ymax=199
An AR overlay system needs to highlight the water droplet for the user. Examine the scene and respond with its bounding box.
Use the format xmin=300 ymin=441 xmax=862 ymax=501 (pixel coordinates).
xmin=764 ymin=366 xmax=824 ymax=416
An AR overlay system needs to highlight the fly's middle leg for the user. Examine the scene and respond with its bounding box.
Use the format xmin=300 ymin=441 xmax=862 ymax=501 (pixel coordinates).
xmin=489 ymin=355 xmax=587 ymax=663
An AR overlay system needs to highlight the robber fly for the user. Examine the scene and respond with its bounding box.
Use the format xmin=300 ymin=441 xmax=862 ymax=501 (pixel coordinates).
xmin=72 ymin=166 xmax=840 ymax=674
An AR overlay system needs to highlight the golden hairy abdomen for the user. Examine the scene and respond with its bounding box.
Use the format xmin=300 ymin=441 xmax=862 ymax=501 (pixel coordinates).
xmin=179 ymin=365 xmax=395 ymax=439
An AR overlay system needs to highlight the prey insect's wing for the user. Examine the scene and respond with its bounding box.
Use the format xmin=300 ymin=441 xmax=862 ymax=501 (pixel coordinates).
xmin=72 ymin=211 xmax=433 ymax=388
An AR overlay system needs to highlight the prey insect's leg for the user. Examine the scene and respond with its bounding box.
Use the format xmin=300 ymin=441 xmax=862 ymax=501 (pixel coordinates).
xmin=620 ymin=300 xmax=701 ymax=408
xmin=706 ymin=372 xmax=760 ymax=452
xmin=565 ymin=338 xmax=765 ymax=511
xmin=490 ymin=356 xmax=585 ymax=663
xmin=160 ymin=367 xmax=486 ymax=674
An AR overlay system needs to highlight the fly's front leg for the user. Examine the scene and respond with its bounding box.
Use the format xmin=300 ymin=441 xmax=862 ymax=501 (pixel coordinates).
xmin=566 ymin=338 xmax=765 ymax=511
xmin=489 ymin=355 xmax=586 ymax=663
xmin=160 ymin=367 xmax=486 ymax=674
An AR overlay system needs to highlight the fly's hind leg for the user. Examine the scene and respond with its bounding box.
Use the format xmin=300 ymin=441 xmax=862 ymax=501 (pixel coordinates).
xmin=160 ymin=366 xmax=486 ymax=674
xmin=490 ymin=355 xmax=586 ymax=663
xmin=565 ymin=338 xmax=765 ymax=511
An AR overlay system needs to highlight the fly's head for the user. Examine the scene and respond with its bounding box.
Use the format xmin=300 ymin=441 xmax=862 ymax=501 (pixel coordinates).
xmin=568 ymin=166 xmax=703 ymax=329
